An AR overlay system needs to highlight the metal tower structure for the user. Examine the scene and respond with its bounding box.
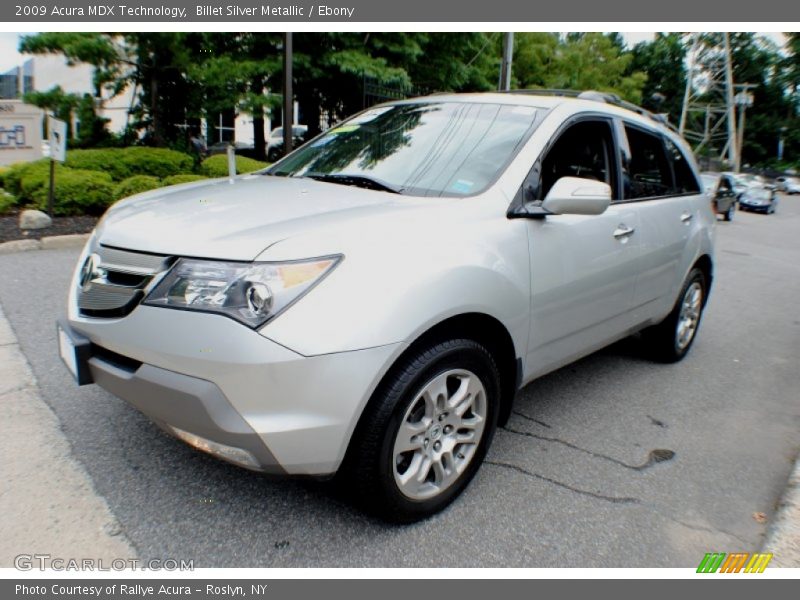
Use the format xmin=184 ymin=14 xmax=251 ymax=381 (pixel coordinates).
xmin=679 ymin=33 xmax=739 ymax=169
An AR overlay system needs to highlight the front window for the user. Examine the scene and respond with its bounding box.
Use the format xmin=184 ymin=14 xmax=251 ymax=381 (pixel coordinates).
xmin=268 ymin=101 xmax=541 ymax=197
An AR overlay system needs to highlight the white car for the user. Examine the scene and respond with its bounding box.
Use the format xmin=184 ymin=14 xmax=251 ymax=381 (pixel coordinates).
xmin=266 ymin=125 xmax=308 ymax=161
xmin=776 ymin=176 xmax=800 ymax=194
xmin=58 ymin=92 xmax=715 ymax=521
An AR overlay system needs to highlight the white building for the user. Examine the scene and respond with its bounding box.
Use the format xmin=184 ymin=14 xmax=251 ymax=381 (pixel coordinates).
xmin=2 ymin=54 xmax=275 ymax=146
xmin=1 ymin=55 xmax=134 ymax=135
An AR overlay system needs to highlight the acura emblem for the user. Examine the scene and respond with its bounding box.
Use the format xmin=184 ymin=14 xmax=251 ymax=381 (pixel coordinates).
xmin=79 ymin=253 xmax=104 ymax=290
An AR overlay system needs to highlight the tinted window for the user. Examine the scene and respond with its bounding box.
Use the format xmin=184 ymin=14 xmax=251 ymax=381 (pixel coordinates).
xmin=664 ymin=138 xmax=701 ymax=194
xmin=269 ymin=102 xmax=540 ymax=197
xmin=538 ymin=120 xmax=615 ymax=200
xmin=623 ymin=125 xmax=672 ymax=199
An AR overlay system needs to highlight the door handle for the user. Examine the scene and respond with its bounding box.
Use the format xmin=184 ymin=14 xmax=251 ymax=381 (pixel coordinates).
xmin=681 ymin=212 xmax=693 ymax=223
xmin=613 ymin=224 xmax=635 ymax=239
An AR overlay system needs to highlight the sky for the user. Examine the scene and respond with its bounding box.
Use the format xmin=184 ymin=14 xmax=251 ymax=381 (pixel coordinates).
xmin=0 ymin=31 xmax=788 ymax=74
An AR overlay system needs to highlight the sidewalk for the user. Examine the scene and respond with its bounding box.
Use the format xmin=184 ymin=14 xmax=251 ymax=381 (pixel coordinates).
xmin=762 ymin=457 xmax=800 ymax=566
xmin=0 ymin=303 xmax=136 ymax=568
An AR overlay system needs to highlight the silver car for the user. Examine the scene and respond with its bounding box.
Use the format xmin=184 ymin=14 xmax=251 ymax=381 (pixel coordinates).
xmin=58 ymin=92 xmax=715 ymax=521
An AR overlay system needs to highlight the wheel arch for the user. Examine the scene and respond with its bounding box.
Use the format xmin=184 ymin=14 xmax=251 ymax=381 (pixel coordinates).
xmin=341 ymin=312 xmax=520 ymax=470
xmin=692 ymin=254 xmax=714 ymax=303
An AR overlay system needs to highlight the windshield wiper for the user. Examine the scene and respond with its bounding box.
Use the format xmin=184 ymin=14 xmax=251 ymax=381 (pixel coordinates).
xmin=302 ymin=173 xmax=402 ymax=194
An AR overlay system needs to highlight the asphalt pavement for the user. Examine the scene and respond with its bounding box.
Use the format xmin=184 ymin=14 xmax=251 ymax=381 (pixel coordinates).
xmin=0 ymin=196 xmax=798 ymax=567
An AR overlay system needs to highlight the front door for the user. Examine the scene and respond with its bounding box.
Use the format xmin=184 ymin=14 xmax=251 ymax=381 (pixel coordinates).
xmin=523 ymin=118 xmax=641 ymax=380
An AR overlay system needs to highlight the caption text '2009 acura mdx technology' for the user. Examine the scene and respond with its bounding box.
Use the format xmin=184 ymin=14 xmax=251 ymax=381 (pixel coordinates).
xmin=58 ymin=91 xmax=715 ymax=522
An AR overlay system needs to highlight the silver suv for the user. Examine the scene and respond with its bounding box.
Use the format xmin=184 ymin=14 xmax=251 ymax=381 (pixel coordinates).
xmin=58 ymin=91 xmax=715 ymax=521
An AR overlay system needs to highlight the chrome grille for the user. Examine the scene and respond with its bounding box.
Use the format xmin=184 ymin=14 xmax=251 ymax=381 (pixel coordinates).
xmin=78 ymin=246 xmax=171 ymax=318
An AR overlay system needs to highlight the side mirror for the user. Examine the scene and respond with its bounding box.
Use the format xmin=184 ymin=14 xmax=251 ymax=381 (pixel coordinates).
xmin=542 ymin=177 xmax=611 ymax=215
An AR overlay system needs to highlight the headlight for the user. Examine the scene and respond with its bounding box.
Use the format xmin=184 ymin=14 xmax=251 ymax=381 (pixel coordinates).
xmin=144 ymin=255 xmax=341 ymax=328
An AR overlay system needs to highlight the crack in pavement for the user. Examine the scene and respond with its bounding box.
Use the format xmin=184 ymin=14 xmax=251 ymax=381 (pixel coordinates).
xmin=652 ymin=511 xmax=752 ymax=546
xmin=501 ymin=425 xmax=675 ymax=472
xmin=486 ymin=460 xmax=640 ymax=504
xmin=512 ymin=410 xmax=551 ymax=429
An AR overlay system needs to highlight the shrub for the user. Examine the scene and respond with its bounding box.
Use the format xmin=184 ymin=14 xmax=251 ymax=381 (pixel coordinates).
xmin=121 ymin=147 xmax=194 ymax=179
xmin=161 ymin=174 xmax=208 ymax=186
xmin=114 ymin=175 xmax=162 ymax=200
xmin=65 ymin=149 xmax=131 ymax=181
xmin=0 ymin=190 xmax=16 ymax=215
xmin=66 ymin=147 xmax=194 ymax=181
xmin=1 ymin=159 xmax=51 ymax=197
xmin=23 ymin=168 xmax=114 ymax=216
xmin=199 ymin=154 xmax=269 ymax=178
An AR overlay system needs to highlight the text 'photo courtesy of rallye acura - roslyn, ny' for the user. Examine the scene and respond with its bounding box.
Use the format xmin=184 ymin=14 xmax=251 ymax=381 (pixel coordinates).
xmin=57 ymin=90 xmax=715 ymax=522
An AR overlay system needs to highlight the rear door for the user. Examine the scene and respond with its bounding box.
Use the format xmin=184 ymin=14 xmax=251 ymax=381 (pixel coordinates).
xmin=620 ymin=122 xmax=703 ymax=325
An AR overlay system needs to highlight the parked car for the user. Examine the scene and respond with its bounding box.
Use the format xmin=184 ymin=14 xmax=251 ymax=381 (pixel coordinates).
xmin=267 ymin=125 xmax=308 ymax=162
xmin=701 ymin=172 xmax=737 ymax=221
xmin=723 ymin=172 xmax=751 ymax=199
xmin=739 ymin=185 xmax=779 ymax=214
xmin=776 ymin=176 xmax=800 ymax=194
xmin=58 ymin=91 xmax=715 ymax=522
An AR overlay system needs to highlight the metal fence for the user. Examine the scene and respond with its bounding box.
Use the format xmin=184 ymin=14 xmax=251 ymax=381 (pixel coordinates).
xmin=362 ymin=75 xmax=428 ymax=109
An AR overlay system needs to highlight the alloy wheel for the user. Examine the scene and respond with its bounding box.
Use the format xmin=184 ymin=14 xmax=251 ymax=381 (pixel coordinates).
xmin=392 ymin=369 xmax=487 ymax=500
xmin=676 ymin=281 xmax=703 ymax=352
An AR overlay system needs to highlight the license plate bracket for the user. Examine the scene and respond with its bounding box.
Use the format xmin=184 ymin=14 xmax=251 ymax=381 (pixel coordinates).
xmin=56 ymin=320 xmax=93 ymax=385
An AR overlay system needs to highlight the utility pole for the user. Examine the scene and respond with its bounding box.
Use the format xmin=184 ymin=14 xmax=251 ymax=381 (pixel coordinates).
xmin=498 ymin=32 xmax=514 ymax=91
xmin=723 ymin=33 xmax=738 ymax=168
xmin=679 ymin=33 xmax=740 ymax=169
xmin=734 ymin=84 xmax=755 ymax=172
xmin=282 ymin=32 xmax=293 ymax=156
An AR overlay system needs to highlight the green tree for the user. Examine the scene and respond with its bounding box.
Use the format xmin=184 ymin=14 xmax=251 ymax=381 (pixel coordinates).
xmin=629 ymin=33 xmax=687 ymax=123
xmin=23 ymin=86 xmax=79 ymax=138
xmin=20 ymin=33 xmax=199 ymax=147
xmin=727 ymin=33 xmax=795 ymax=165
xmin=188 ymin=33 xmax=282 ymax=159
xmin=512 ymin=33 xmax=647 ymax=103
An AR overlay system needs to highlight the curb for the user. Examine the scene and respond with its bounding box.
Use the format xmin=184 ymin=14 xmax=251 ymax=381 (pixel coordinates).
xmin=762 ymin=454 xmax=800 ymax=566
xmin=0 ymin=303 xmax=136 ymax=566
xmin=0 ymin=233 xmax=90 ymax=255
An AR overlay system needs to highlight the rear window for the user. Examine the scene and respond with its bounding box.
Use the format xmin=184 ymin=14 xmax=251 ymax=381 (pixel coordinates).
xmin=623 ymin=125 xmax=673 ymax=200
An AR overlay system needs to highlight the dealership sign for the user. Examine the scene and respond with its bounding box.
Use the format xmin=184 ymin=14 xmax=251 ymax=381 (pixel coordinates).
xmin=0 ymin=101 xmax=44 ymax=165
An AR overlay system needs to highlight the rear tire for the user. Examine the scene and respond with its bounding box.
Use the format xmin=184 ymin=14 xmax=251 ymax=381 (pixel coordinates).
xmin=642 ymin=268 xmax=707 ymax=363
xmin=342 ymin=339 xmax=501 ymax=523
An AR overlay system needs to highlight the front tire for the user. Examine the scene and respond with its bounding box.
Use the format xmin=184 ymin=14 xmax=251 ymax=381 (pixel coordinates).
xmin=343 ymin=339 xmax=500 ymax=522
xmin=642 ymin=268 xmax=707 ymax=363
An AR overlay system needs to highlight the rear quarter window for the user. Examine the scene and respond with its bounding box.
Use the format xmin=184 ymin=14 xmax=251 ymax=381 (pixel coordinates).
xmin=664 ymin=137 xmax=701 ymax=194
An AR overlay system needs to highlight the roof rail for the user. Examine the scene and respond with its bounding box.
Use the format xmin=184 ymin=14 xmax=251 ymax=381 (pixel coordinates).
xmin=501 ymin=88 xmax=679 ymax=133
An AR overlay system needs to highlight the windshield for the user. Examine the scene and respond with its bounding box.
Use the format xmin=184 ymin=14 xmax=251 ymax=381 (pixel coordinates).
xmin=267 ymin=101 xmax=541 ymax=197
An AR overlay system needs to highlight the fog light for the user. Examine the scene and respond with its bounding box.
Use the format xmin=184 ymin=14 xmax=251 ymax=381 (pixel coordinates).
xmin=169 ymin=426 xmax=260 ymax=469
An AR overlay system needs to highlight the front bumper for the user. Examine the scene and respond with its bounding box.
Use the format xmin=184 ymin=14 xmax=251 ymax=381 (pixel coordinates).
xmin=63 ymin=307 xmax=404 ymax=476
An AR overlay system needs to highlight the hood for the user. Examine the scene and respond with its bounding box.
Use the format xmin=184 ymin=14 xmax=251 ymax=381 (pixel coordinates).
xmin=96 ymin=175 xmax=405 ymax=260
